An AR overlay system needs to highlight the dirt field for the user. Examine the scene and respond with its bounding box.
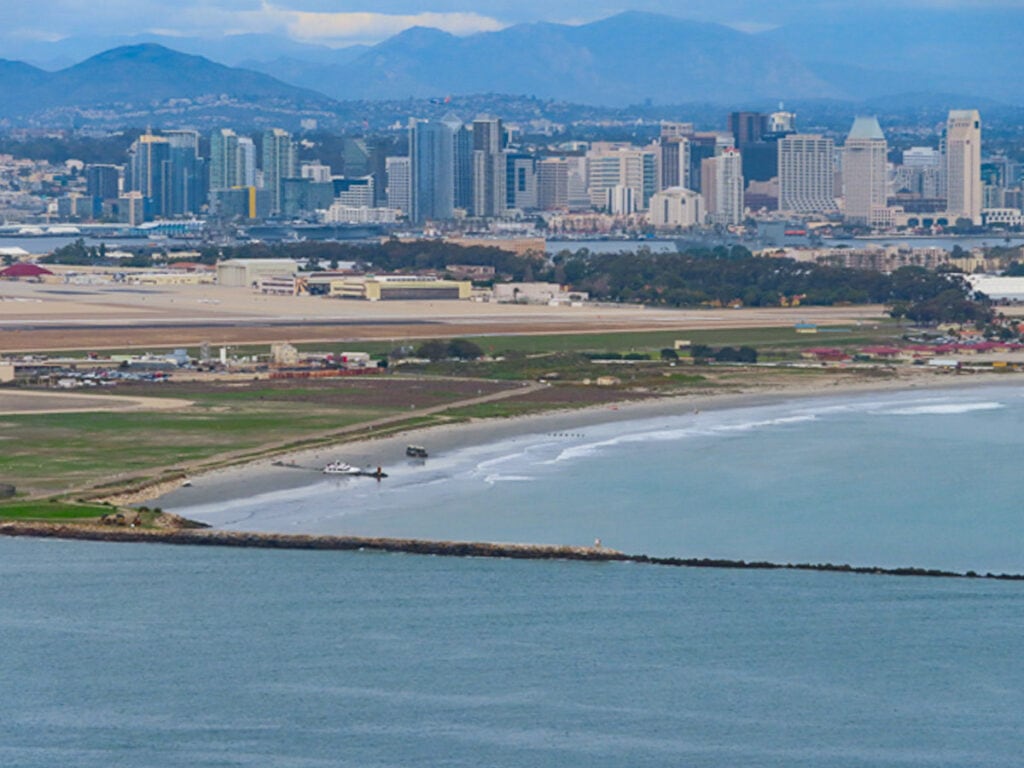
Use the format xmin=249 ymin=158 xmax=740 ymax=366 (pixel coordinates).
xmin=0 ymin=389 xmax=191 ymax=414
xmin=0 ymin=275 xmax=889 ymax=352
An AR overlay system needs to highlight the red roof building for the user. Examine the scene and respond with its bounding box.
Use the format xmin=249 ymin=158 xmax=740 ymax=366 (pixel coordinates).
xmin=0 ymin=263 xmax=54 ymax=279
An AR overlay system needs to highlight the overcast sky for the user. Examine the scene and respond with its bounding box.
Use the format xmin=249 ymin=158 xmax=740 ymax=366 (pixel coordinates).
xmin=1 ymin=0 xmax=1021 ymax=47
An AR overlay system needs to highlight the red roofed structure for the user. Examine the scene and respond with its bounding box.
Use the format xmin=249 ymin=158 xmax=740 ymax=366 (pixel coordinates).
xmin=0 ymin=263 xmax=53 ymax=279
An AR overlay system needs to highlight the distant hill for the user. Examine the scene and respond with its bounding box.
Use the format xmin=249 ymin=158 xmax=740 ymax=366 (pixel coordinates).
xmin=762 ymin=8 xmax=1024 ymax=103
xmin=312 ymin=12 xmax=837 ymax=105
xmin=0 ymin=44 xmax=339 ymax=127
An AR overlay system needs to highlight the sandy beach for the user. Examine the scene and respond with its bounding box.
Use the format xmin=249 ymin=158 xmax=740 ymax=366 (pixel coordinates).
xmin=149 ymin=367 xmax=1021 ymax=511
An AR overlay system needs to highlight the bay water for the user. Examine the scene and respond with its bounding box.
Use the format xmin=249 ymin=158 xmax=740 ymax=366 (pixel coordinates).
xmin=4 ymin=383 xmax=1024 ymax=765
xmin=1 ymin=539 xmax=1021 ymax=766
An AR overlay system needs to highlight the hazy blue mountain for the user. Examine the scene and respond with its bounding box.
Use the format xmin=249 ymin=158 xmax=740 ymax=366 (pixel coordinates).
xmin=0 ymin=8 xmax=1020 ymax=129
xmin=9 ymin=33 xmax=352 ymax=72
xmin=762 ymin=9 xmax=1024 ymax=102
xmin=0 ymin=45 xmax=340 ymax=127
xmin=316 ymin=12 xmax=835 ymax=105
xmin=237 ymin=47 xmax=371 ymax=89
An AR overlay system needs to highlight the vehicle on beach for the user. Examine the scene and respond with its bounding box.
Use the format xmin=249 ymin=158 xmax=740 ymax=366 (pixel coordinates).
xmin=323 ymin=461 xmax=362 ymax=475
xmin=405 ymin=445 xmax=428 ymax=459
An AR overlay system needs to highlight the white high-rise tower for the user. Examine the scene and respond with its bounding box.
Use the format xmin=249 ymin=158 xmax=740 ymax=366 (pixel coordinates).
xmin=945 ymin=110 xmax=982 ymax=226
xmin=778 ymin=134 xmax=837 ymax=214
xmin=842 ymin=116 xmax=888 ymax=225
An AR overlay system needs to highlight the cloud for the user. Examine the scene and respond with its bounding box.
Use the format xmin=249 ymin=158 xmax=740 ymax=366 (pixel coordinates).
xmin=163 ymin=1 xmax=506 ymax=45
xmin=286 ymin=10 xmax=507 ymax=43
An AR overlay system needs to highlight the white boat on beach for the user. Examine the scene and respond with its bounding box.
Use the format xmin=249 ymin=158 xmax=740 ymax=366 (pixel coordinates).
xmin=323 ymin=461 xmax=362 ymax=475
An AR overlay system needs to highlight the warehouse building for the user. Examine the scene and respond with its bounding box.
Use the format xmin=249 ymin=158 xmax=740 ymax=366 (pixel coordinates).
xmin=329 ymin=275 xmax=471 ymax=301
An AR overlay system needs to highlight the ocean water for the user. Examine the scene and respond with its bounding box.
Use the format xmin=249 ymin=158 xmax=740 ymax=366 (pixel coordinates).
xmin=6 ymin=384 xmax=1024 ymax=765
xmin=174 ymin=384 xmax=1024 ymax=574
xmin=1 ymin=538 xmax=1021 ymax=767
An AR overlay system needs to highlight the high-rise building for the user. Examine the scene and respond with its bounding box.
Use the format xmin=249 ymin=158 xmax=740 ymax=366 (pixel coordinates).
xmin=778 ymin=134 xmax=837 ymax=214
xmin=728 ymin=112 xmax=768 ymax=148
xmin=86 ymin=165 xmax=120 ymax=201
xmin=237 ymin=138 xmax=257 ymax=188
xmin=660 ymin=122 xmax=694 ymax=139
xmin=945 ymin=110 xmax=982 ymax=225
xmin=262 ymin=128 xmax=297 ymax=216
xmin=385 ymin=156 xmax=411 ymax=216
xmin=537 ymin=158 xmax=569 ymax=210
xmin=586 ymin=151 xmax=623 ymax=209
xmin=586 ymin=146 xmax=657 ymax=211
xmin=163 ymin=129 xmax=205 ymax=217
xmin=702 ymin=148 xmax=744 ymax=225
xmin=471 ymin=115 xmax=506 ymax=218
xmin=210 ymin=129 xmax=240 ymax=193
xmin=680 ymin=133 xmax=733 ymax=194
xmin=441 ymin=113 xmax=473 ymax=212
xmin=658 ymin=137 xmax=690 ymax=190
xmin=341 ymin=137 xmax=391 ymax=207
xmin=301 ymin=162 xmax=332 ymax=183
xmin=210 ymin=129 xmax=257 ymax=209
xmin=506 ymin=153 xmax=537 ymax=211
xmin=621 ymin=148 xmax=657 ymax=209
xmin=842 ymin=116 xmax=888 ymax=225
xmin=126 ymin=133 xmax=170 ymax=220
xmin=409 ymin=118 xmax=454 ymax=222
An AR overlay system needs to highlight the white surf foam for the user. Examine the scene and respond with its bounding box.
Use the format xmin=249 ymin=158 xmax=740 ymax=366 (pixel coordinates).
xmin=483 ymin=474 xmax=535 ymax=485
xmin=877 ymin=402 xmax=1005 ymax=416
xmin=550 ymin=413 xmax=818 ymax=463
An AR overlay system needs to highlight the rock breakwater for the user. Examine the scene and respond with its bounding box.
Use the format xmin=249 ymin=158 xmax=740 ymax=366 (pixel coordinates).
xmin=2 ymin=521 xmax=1022 ymax=581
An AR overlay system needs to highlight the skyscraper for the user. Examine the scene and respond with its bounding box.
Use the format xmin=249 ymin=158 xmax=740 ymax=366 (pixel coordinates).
xmin=262 ymin=128 xmax=297 ymax=217
xmin=537 ymin=158 xmax=570 ymax=210
xmin=441 ymin=113 xmax=473 ymax=212
xmin=86 ymin=165 xmax=120 ymax=201
xmin=842 ymin=116 xmax=888 ymax=225
xmin=210 ymin=129 xmax=257 ymax=203
xmin=163 ymin=129 xmax=205 ymax=217
xmin=728 ymin=112 xmax=768 ymax=148
xmin=506 ymin=153 xmax=537 ymax=211
xmin=385 ymin=156 xmax=411 ymax=216
xmin=126 ymin=133 xmax=170 ymax=220
xmin=658 ymin=137 xmax=690 ymax=190
xmin=778 ymin=134 xmax=837 ymax=214
xmin=409 ymin=118 xmax=454 ymax=223
xmin=471 ymin=115 xmax=506 ymax=218
xmin=702 ymin=148 xmax=744 ymax=225
xmin=945 ymin=110 xmax=982 ymax=225
xmin=210 ymin=129 xmax=240 ymax=192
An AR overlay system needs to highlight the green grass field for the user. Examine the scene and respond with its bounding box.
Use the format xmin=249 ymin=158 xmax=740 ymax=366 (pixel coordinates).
xmin=0 ymin=501 xmax=112 ymax=520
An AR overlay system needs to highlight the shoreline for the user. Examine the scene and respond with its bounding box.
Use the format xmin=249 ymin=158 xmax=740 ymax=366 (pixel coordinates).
xmin=2 ymin=520 xmax=1022 ymax=581
xmin=146 ymin=368 xmax=1021 ymax=511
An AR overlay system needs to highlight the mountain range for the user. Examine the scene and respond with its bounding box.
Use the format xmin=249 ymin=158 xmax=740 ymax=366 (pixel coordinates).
xmin=0 ymin=10 xmax=1020 ymax=129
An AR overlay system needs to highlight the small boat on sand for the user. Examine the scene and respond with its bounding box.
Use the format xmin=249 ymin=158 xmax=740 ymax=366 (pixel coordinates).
xmin=323 ymin=461 xmax=362 ymax=475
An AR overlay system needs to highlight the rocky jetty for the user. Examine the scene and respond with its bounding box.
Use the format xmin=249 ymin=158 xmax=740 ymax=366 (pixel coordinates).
xmin=2 ymin=520 xmax=1023 ymax=581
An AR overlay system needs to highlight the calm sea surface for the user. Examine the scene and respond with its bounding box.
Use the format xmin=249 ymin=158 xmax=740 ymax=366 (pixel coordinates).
xmin=4 ymin=384 xmax=1024 ymax=765
xmin=1 ymin=539 xmax=1021 ymax=767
